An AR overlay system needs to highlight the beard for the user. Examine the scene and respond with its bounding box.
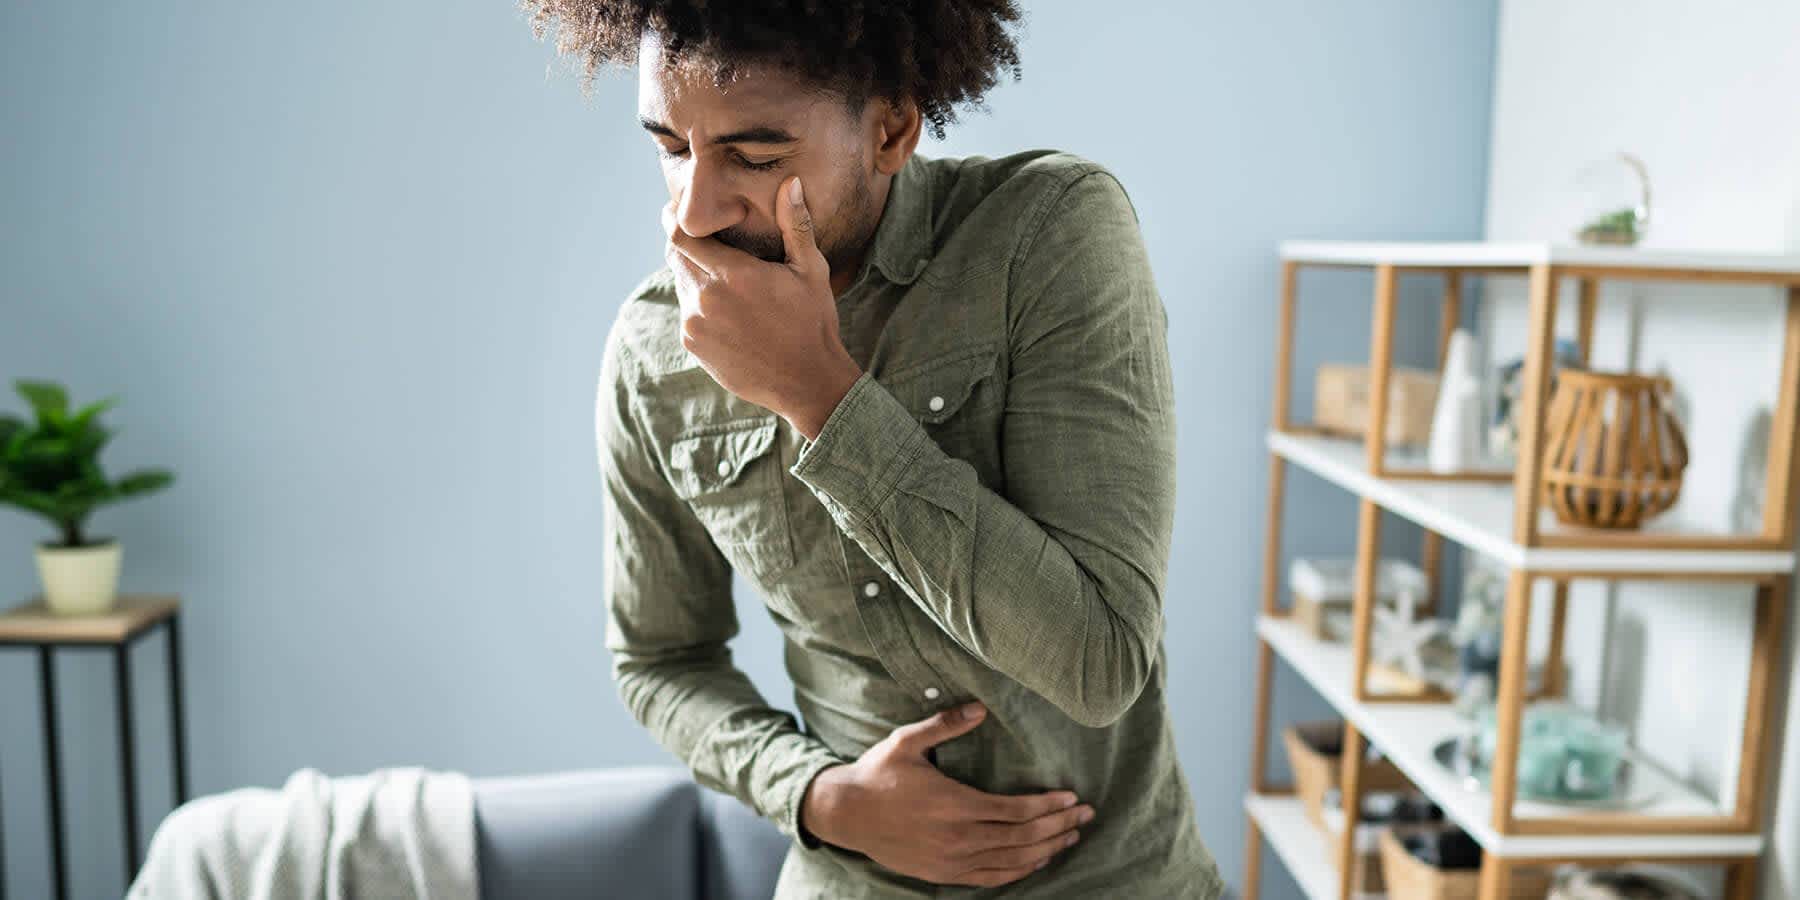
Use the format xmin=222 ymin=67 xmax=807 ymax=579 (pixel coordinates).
xmin=712 ymin=172 xmax=876 ymax=275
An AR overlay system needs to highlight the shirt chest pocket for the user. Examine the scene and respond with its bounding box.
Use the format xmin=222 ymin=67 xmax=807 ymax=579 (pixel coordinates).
xmin=665 ymin=417 xmax=797 ymax=573
xmin=880 ymin=341 xmax=1002 ymax=462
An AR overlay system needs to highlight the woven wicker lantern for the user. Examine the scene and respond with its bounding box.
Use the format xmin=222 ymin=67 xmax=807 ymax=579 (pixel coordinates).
xmin=1539 ymin=369 xmax=1689 ymax=529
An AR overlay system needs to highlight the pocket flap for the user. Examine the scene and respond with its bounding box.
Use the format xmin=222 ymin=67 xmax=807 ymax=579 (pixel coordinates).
xmin=667 ymin=418 xmax=780 ymax=497
xmin=884 ymin=345 xmax=997 ymax=424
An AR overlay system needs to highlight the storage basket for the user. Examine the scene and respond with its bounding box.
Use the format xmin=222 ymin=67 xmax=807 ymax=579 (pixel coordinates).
xmin=1282 ymin=720 xmax=1413 ymax=830
xmin=1377 ymin=827 xmax=1552 ymax=900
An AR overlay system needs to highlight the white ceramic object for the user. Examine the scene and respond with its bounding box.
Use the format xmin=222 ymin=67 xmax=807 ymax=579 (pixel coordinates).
xmin=1289 ymin=557 xmax=1427 ymax=603
xmin=1427 ymin=329 xmax=1483 ymax=472
xmin=34 ymin=539 xmax=123 ymax=615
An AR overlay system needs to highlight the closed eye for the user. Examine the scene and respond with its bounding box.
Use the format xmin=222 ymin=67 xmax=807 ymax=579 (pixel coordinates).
xmin=657 ymin=145 xmax=783 ymax=172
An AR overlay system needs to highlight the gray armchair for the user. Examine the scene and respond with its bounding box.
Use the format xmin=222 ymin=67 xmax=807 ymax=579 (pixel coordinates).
xmin=472 ymin=766 xmax=794 ymax=900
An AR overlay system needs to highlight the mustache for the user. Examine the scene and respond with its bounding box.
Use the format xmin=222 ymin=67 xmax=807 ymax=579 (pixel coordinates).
xmin=713 ymin=226 xmax=788 ymax=262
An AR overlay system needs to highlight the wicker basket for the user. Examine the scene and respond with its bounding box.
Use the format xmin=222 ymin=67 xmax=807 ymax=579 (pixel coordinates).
xmin=1377 ymin=828 xmax=1551 ymax=900
xmin=1282 ymin=720 xmax=1413 ymax=830
xmin=1539 ymin=369 xmax=1688 ymax=529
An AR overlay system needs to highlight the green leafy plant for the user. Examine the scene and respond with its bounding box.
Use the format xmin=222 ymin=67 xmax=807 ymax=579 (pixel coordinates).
xmin=1577 ymin=206 xmax=1642 ymax=245
xmin=0 ymin=378 xmax=174 ymax=548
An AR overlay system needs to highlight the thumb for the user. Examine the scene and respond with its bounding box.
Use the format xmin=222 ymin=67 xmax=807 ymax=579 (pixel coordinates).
xmin=776 ymin=175 xmax=825 ymax=276
xmin=895 ymin=702 xmax=986 ymax=756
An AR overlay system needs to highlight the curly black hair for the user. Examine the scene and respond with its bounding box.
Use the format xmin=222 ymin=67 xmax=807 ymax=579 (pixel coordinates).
xmin=520 ymin=1 xmax=1027 ymax=140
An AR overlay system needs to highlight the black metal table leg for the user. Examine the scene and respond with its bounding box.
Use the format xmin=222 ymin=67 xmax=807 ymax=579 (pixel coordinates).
xmin=115 ymin=643 xmax=141 ymax=881
xmin=166 ymin=616 xmax=189 ymax=804
xmin=38 ymin=647 xmax=67 ymax=900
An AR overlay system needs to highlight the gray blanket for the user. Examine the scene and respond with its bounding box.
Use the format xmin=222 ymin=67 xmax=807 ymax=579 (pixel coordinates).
xmin=127 ymin=766 xmax=478 ymax=900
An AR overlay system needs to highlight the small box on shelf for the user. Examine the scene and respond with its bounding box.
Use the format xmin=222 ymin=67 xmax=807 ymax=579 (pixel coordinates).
xmin=1289 ymin=557 xmax=1427 ymax=642
xmin=1314 ymin=363 xmax=1441 ymax=447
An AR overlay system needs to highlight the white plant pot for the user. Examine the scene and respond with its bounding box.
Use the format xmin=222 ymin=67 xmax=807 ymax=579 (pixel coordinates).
xmin=34 ymin=538 xmax=123 ymax=616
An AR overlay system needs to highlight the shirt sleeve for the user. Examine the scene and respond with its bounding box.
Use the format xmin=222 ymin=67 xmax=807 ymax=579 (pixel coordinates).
xmin=788 ymin=169 xmax=1176 ymax=729
xmin=598 ymin=319 xmax=851 ymax=849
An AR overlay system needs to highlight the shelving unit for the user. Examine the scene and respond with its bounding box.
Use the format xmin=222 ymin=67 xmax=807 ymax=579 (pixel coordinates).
xmin=1243 ymin=241 xmax=1800 ymax=900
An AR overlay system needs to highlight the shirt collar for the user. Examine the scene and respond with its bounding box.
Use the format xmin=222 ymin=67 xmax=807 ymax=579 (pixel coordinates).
xmin=861 ymin=151 xmax=933 ymax=286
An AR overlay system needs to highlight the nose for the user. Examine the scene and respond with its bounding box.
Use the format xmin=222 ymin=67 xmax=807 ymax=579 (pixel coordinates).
xmin=672 ymin=157 xmax=740 ymax=240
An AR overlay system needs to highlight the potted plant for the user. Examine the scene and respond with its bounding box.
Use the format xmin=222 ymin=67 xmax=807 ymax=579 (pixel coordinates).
xmin=0 ymin=378 xmax=174 ymax=615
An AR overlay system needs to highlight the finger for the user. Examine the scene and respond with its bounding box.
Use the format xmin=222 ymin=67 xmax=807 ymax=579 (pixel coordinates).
xmin=665 ymin=245 xmax=708 ymax=311
xmin=954 ymin=783 xmax=1080 ymax=824
xmin=892 ymin=702 xmax=986 ymax=756
xmin=961 ymin=804 xmax=1092 ymax=850
xmin=774 ymin=174 xmax=825 ymax=277
xmin=958 ymin=824 xmax=1080 ymax=872
xmin=666 ymin=228 xmax=734 ymax=279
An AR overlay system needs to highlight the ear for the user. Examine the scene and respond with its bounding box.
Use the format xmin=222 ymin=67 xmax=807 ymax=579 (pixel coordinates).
xmin=870 ymin=96 xmax=923 ymax=176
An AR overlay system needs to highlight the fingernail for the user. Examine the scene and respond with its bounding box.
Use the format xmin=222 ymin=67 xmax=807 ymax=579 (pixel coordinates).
xmin=1035 ymin=857 xmax=1050 ymax=869
xmin=1078 ymin=807 xmax=1094 ymax=824
xmin=960 ymin=702 xmax=983 ymax=720
xmin=1061 ymin=794 xmax=1078 ymax=808
xmin=789 ymin=177 xmax=804 ymax=205
xmin=1066 ymin=831 xmax=1080 ymax=847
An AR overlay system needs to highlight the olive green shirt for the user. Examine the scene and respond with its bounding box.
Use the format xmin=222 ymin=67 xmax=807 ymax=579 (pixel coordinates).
xmin=597 ymin=148 xmax=1224 ymax=899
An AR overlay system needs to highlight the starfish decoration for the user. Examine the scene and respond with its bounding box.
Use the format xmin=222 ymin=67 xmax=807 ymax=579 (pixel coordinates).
xmin=1371 ymin=587 xmax=1447 ymax=681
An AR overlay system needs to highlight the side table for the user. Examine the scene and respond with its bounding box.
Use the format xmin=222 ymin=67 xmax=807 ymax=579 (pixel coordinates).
xmin=0 ymin=593 xmax=188 ymax=900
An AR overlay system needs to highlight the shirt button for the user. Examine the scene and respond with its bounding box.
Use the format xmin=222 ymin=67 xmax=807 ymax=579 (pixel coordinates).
xmin=716 ymin=459 xmax=732 ymax=477
xmin=924 ymin=687 xmax=941 ymax=700
xmin=928 ymin=395 xmax=945 ymax=412
xmin=862 ymin=581 xmax=880 ymax=598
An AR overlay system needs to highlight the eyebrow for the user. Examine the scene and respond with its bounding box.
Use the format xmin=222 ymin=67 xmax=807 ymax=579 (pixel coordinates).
xmin=638 ymin=117 xmax=800 ymax=146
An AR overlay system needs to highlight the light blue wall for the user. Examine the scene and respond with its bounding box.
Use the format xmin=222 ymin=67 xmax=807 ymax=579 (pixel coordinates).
xmin=0 ymin=3 xmax=1496 ymax=897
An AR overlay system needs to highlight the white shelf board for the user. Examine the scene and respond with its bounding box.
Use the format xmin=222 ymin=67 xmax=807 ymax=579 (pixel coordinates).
xmin=1258 ymin=614 xmax=1765 ymax=859
xmin=1246 ymin=792 xmax=1382 ymax=900
xmin=1268 ymin=430 xmax=1795 ymax=574
xmin=1278 ymin=240 xmax=1800 ymax=276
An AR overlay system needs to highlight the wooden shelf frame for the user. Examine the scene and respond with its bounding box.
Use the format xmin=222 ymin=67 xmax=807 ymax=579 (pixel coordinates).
xmin=1244 ymin=242 xmax=1800 ymax=900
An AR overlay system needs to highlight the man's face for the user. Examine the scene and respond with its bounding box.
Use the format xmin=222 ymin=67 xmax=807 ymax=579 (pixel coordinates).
xmin=637 ymin=32 xmax=879 ymax=277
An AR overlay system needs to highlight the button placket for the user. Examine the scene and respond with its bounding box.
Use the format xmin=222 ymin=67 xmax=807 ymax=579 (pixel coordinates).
xmin=842 ymin=538 xmax=956 ymax=715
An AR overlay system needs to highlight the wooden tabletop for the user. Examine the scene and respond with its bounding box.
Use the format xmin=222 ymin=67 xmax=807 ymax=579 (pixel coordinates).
xmin=0 ymin=594 xmax=180 ymax=644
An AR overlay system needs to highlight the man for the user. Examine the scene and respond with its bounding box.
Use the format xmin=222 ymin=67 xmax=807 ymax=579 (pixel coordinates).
xmin=527 ymin=2 xmax=1225 ymax=896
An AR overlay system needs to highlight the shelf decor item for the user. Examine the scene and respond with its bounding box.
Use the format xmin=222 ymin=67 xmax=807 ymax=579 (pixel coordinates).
xmin=1289 ymin=557 xmax=1427 ymax=642
xmin=1377 ymin=827 xmax=1552 ymax=900
xmin=1427 ymin=329 xmax=1485 ymax=472
xmin=1539 ymin=370 xmax=1689 ymax=529
xmin=1314 ymin=363 xmax=1440 ymax=447
xmin=1572 ymin=152 xmax=1652 ymax=247
xmin=1430 ymin=701 xmax=1649 ymax=807
xmin=1371 ymin=586 xmax=1451 ymax=684
xmin=1450 ymin=555 xmax=1506 ymax=716
xmin=1319 ymin=789 xmax=1446 ymax=893
xmin=1282 ymin=719 xmax=1414 ymax=830
xmin=0 ymin=379 xmax=175 ymax=615
xmin=1548 ymin=865 xmax=1703 ymax=900
xmin=1489 ymin=338 xmax=1584 ymax=463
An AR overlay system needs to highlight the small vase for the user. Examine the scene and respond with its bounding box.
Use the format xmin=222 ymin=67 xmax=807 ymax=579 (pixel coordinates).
xmin=34 ymin=538 xmax=123 ymax=615
xmin=1428 ymin=329 xmax=1482 ymax=472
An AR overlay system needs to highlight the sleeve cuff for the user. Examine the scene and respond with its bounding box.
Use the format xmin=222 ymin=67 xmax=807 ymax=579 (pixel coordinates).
xmin=782 ymin=751 xmax=851 ymax=851
xmin=789 ymin=369 xmax=929 ymax=519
